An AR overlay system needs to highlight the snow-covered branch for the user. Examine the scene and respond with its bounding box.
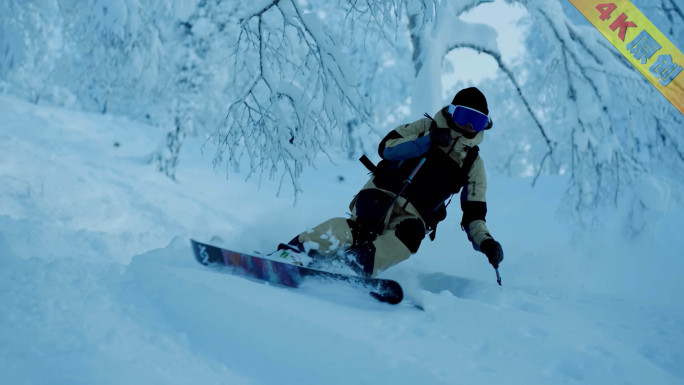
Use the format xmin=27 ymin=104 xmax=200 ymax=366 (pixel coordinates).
xmin=214 ymin=0 xmax=369 ymax=198
xmin=455 ymin=42 xmax=556 ymax=178
xmin=511 ymin=0 xmax=684 ymax=230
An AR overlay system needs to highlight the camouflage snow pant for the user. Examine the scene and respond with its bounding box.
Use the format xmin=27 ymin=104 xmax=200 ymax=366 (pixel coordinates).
xmin=294 ymin=179 xmax=427 ymax=277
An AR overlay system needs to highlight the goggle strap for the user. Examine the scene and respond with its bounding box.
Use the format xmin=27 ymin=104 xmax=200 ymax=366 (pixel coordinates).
xmin=449 ymin=104 xmax=488 ymax=118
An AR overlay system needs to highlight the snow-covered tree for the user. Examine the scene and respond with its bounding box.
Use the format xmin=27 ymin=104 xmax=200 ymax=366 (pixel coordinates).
xmin=0 ymin=0 xmax=242 ymax=180
xmin=210 ymin=0 xmax=372 ymax=197
xmin=338 ymin=0 xmax=684 ymax=234
xmin=495 ymin=0 xmax=684 ymax=232
xmin=0 ymin=0 xmax=65 ymax=103
xmin=149 ymin=0 xmax=241 ymax=180
xmin=2 ymin=0 xmax=683 ymax=232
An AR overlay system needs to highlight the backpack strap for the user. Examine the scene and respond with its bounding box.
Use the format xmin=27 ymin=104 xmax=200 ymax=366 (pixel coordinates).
xmin=462 ymin=145 xmax=480 ymax=173
xmin=428 ymin=145 xmax=480 ymax=241
xmin=423 ymin=112 xmax=437 ymax=132
xmin=359 ymin=154 xmax=377 ymax=174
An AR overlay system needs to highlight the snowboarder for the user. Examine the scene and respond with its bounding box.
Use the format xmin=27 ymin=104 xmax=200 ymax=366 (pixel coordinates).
xmin=280 ymin=87 xmax=504 ymax=278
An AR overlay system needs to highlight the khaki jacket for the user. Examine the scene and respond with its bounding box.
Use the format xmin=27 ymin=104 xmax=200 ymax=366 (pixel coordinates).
xmin=380 ymin=107 xmax=493 ymax=250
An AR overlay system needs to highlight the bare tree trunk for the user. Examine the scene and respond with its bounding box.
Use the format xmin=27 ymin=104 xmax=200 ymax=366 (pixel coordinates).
xmin=151 ymin=117 xmax=185 ymax=182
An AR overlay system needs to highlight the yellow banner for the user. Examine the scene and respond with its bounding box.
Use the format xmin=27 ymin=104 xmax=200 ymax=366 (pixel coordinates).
xmin=568 ymin=0 xmax=684 ymax=115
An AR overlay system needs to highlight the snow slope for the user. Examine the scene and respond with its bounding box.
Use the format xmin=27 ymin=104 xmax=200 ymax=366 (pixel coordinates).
xmin=1 ymin=94 xmax=683 ymax=384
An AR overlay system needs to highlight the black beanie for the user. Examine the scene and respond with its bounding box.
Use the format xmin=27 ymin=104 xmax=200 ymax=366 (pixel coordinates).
xmin=451 ymin=87 xmax=488 ymax=115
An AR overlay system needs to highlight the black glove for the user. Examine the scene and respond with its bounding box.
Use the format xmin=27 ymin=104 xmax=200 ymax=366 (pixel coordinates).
xmin=480 ymin=238 xmax=504 ymax=269
xmin=429 ymin=126 xmax=452 ymax=147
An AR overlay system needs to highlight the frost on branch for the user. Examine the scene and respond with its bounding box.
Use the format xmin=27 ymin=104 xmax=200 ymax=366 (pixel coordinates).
xmin=151 ymin=116 xmax=187 ymax=181
xmin=511 ymin=0 xmax=684 ymax=231
xmin=212 ymin=0 xmax=369 ymax=198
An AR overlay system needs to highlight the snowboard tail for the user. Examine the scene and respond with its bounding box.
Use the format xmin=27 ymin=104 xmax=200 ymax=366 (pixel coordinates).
xmin=191 ymin=239 xmax=403 ymax=305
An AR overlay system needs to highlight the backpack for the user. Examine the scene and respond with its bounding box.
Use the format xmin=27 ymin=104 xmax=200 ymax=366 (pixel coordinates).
xmin=359 ymin=114 xmax=480 ymax=240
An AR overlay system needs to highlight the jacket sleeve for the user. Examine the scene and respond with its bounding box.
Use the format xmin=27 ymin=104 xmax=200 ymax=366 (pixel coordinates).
xmin=460 ymin=156 xmax=493 ymax=251
xmin=379 ymin=118 xmax=433 ymax=161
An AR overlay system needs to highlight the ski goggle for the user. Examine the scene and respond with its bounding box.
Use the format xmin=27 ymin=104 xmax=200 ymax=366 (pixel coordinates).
xmin=448 ymin=104 xmax=492 ymax=132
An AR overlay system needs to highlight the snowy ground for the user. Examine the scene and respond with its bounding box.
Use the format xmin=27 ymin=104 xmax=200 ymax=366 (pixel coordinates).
xmin=1 ymin=94 xmax=683 ymax=384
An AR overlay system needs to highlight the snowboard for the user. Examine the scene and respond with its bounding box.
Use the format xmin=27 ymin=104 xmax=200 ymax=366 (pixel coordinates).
xmin=190 ymin=239 xmax=403 ymax=305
